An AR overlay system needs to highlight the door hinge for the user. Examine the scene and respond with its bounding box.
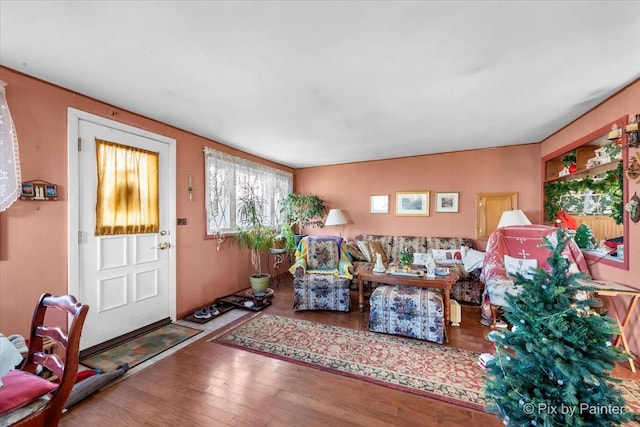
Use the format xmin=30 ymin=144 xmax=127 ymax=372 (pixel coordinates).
xmin=78 ymin=138 xmax=82 ymax=151
xmin=78 ymin=231 xmax=83 ymax=244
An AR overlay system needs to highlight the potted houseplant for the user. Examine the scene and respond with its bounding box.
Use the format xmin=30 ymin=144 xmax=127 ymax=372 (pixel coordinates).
xmin=235 ymin=184 xmax=276 ymax=294
xmin=279 ymin=193 xmax=327 ymax=254
xmin=562 ymin=150 xmax=577 ymax=173
xmin=399 ymin=248 xmax=413 ymax=272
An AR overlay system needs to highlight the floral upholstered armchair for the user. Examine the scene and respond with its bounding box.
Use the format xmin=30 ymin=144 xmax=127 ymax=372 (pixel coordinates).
xmin=480 ymin=224 xmax=589 ymax=328
xmin=289 ymin=235 xmax=354 ymax=311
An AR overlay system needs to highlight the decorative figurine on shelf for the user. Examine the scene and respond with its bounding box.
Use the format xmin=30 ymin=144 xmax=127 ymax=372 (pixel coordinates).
xmin=373 ymin=252 xmax=386 ymax=274
xmin=625 ymin=192 xmax=640 ymax=223
xmin=574 ymin=223 xmax=596 ymax=249
xmin=425 ymin=254 xmax=436 ymax=278
xmin=582 ymin=189 xmax=596 ymax=214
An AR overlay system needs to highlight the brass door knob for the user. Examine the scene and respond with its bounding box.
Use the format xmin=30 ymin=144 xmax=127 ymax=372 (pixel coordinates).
xmin=157 ymin=241 xmax=171 ymax=250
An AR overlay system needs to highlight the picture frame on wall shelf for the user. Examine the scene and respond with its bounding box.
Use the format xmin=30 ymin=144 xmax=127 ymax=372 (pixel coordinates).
xmin=370 ymin=195 xmax=389 ymax=214
xmin=45 ymin=184 xmax=57 ymax=198
xmin=436 ymin=192 xmax=459 ymax=213
xmin=21 ymin=183 xmax=34 ymax=196
xmin=395 ymin=191 xmax=429 ymax=216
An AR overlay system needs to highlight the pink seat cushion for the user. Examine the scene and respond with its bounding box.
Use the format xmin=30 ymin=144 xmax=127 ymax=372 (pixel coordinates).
xmin=0 ymin=370 xmax=57 ymax=414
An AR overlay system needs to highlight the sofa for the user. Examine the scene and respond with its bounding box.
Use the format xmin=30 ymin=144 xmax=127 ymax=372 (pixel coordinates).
xmin=346 ymin=234 xmax=484 ymax=305
xmin=480 ymin=224 xmax=590 ymax=328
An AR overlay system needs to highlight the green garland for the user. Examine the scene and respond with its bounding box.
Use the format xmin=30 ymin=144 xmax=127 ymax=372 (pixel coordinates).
xmin=543 ymin=163 xmax=623 ymax=225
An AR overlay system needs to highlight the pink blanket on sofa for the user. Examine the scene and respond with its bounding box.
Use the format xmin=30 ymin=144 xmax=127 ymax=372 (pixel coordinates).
xmin=480 ymin=225 xmax=588 ymax=285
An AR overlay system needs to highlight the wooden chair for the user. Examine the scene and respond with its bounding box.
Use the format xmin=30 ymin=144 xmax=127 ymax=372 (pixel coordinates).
xmin=9 ymin=293 xmax=89 ymax=427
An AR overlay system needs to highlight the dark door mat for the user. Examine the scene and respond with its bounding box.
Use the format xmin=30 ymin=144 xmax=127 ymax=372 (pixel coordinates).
xmin=218 ymin=294 xmax=272 ymax=312
xmin=183 ymin=300 xmax=236 ymax=324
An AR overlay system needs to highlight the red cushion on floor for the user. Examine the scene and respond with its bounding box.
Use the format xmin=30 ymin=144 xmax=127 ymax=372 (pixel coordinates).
xmin=0 ymin=370 xmax=57 ymax=414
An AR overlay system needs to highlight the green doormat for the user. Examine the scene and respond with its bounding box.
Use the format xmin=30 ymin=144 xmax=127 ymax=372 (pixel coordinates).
xmin=81 ymin=323 xmax=202 ymax=372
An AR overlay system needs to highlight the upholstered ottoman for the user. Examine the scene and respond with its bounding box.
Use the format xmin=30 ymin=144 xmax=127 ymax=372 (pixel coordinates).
xmin=368 ymin=285 xmax=445 ymax=344
xmin=293 ymin=273 xmax=351 ymax=311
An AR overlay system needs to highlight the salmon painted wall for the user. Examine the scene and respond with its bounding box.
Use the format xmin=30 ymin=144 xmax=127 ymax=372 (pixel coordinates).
xmin=294 ymin=144 xmax=541 ymax=244
xmin=540 ymin=79 xmax=640 ymax=356
xmin=0 ymin=67 xmax=293 ymax=337
xmin=2 ymin=65 xmax=638 ymax=361
xmin=296 ymin=80 xmax=640 ymax=360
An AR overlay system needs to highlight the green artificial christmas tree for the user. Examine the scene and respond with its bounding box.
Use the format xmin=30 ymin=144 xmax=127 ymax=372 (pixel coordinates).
xmin=574 ymin=223 xmax=596 ymax=250
xmin=484 ymin=227 xmax=637 ymax=426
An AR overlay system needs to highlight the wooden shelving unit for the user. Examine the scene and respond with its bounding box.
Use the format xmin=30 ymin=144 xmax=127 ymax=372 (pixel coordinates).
xmin=19 ymin=179 xmax=58 ymax=201
xmin=544 ymin=160 xmax=621 ymax=184
xmin=541 ymin=115 xmax=629 ymax=270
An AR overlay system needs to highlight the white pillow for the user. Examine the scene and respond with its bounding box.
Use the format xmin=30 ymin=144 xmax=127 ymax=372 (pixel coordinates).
xmin=431 ymin=249 xmax=464 ymax=264
xmin=463 ymin=249 xmax=485 ymax=272
xmin=413 ymin=253 xmax=429 ymax=266
xmin=0 ymin=334 xmax=24 ymax=386
xmin=504 ymin=255 xmax=538 ymax=280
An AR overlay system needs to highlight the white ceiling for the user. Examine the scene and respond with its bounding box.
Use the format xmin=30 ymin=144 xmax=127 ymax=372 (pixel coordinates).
xmin=1 ymin=1 xmax=639 ymax=169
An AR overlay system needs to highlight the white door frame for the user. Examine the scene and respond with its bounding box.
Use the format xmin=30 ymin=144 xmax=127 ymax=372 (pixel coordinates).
xmin=67 ymin=108 xmax=177 ymax=322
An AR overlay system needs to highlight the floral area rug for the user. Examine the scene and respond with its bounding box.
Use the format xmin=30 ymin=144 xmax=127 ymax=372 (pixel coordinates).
xmin=211 ymin=313 xmax=487 ymax=411
xmin=211 ymin=314 xmax=640 ymax=416
xmin=81 ymin=323 xmax=202 ymax=372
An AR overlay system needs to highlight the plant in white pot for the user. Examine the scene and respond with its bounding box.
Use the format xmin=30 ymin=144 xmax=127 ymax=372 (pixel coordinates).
xmin=235 ymin=184 xmax=275 ymax=294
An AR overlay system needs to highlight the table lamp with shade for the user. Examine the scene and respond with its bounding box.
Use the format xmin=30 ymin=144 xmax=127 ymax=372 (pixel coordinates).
xmin=497 ymin=209 xmax=532 ymax=228
xmin=325 ymin=208 xmax=348 ymax=237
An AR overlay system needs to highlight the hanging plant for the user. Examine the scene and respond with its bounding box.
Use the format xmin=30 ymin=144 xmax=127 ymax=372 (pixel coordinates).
xmin=544 ymin=163 xmax=624 ymax=225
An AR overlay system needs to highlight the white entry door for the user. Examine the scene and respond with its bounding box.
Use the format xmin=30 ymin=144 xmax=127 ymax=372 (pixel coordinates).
xmin=68 ymin=109 xmax=176 ymax=350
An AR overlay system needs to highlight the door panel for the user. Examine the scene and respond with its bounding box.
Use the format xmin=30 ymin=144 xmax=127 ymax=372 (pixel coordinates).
xmin=76 ymin=119 xmax=172 ymax=350
xmin=476 ymin=192 xmax=519 ymax=239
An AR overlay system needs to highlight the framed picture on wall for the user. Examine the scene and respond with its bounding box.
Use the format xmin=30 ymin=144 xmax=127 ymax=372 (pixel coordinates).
xmin=370 ymin=195 xmax=389 ymax=213
xmin=436 ymin=192 xmax=459 ymax=213
xmin=395 ymin=191 xmax=429 ymax=216
xmin=45 ymin=184 xmax=57 ymax=198
xmin=21 ymin=183 xmax=34 ymax=196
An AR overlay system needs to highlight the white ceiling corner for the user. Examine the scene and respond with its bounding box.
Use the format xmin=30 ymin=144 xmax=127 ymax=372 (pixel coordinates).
xmin=1 ymin=1 xmax=639 ymax=168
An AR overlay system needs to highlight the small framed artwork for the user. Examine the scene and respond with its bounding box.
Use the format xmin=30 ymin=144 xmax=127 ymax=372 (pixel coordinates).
xmin=370 ymin=195 xmax=389 ymax=214
xmin=45 ymin=184 xmax=58 ymax=198
xmin=436 ymin=192 xmax=459 ymax=213
xmin=21 ymin=183 xmax=34 ymax=196
xmin=396 ymin=191 xmax=429 ymax=216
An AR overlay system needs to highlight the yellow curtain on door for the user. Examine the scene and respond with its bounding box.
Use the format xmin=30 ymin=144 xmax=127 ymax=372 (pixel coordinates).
xmin=95 ymin=139 xmax=159 ymax=235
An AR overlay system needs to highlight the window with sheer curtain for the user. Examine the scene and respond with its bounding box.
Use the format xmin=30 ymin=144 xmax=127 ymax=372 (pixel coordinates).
xmin=95 ymin=139 xmax=159 ymax=236
xmin=204 ymin=147 xmax=292 ymax=236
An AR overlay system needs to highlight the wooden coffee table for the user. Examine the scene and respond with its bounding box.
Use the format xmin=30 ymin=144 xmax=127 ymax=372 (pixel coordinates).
xmin=355 ymin=264 xmax=459 ymax=324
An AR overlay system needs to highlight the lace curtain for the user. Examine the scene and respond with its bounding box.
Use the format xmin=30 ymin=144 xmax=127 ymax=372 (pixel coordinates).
xmin=0 ymin=81 xmax=22 ymax=212
xmin=95 ymin=139 xmax=159 ymax=235
xmin=204 ymin=147 xmax=292 ymax=235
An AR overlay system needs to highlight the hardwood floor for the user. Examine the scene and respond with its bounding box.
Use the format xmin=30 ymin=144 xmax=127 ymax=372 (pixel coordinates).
xmin=61 ymin=279 xmax=636 ymax=426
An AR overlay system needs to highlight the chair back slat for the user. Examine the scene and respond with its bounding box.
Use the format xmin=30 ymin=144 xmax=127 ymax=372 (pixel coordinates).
xmin=36 ymin=326 xmax=68 ymax=351
xmin=32 ymin=352 xmax=65 ymax=380
xmin=14 ymin=293 xmax=89 ymax=427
